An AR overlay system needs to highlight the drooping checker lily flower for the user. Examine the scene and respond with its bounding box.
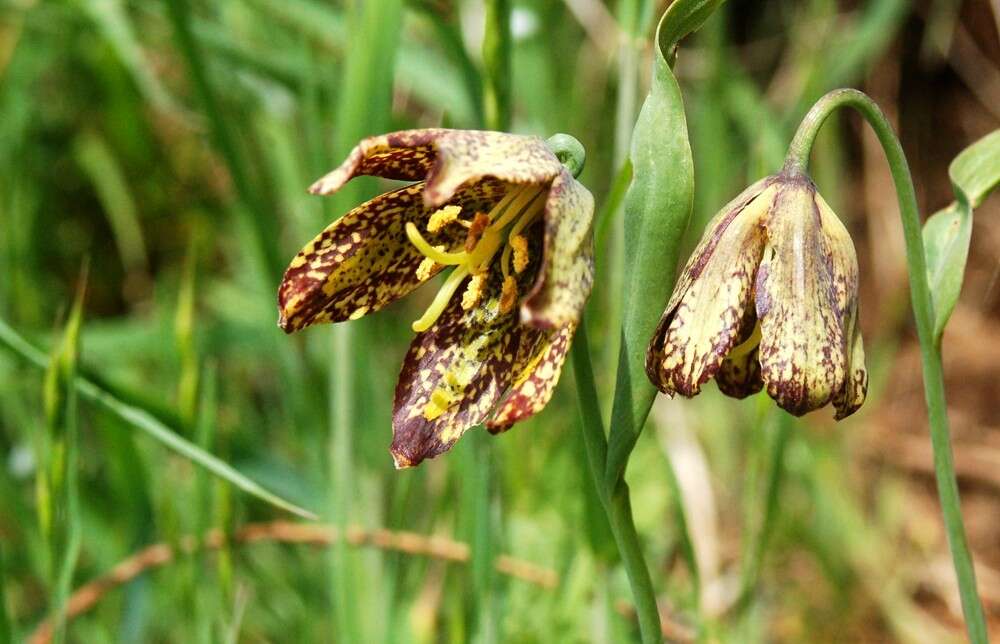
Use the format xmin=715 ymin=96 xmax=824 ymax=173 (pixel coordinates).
xmin=278 ymin=129 xmax=594 ymax=467
xmin=646 ymin=171 xmax=867 ymax=419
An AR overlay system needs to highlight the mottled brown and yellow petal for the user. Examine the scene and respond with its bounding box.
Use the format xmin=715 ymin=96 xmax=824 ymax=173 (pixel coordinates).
xmin=309 ymin=129 xmax=564 ymax=209
xmin=308 ymin=130 xmax=444 ymax=196
xmin=655 ymin=177 xmax=775 ymax=323
xmin=646 ymin=183 xmax=776 ymax=396
xmin=486 ymin=323 xmax=575 ymax=432
xmin=278 ymin=180 xmax=505 ymax=332
xmin=391 ymin=268 xmax=546 ymax=468
xmin=520 ymin=169 xmax=595 ymax=330
xmin=815 ymin=192 xmax=867 ymax=419
xmin=755 ymin=177 xmax=850 ymax=415
xmin=833 ymin=314 xmax=867 ymax=419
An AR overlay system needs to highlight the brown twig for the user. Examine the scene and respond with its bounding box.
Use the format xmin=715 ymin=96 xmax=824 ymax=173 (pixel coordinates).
xmin=29 ymin=521 xmax=559 ymax=644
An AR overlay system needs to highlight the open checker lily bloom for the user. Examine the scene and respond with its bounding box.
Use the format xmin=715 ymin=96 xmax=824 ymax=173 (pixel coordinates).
xmin=646 ymin=171 xmax=867 ymax=419
xmin=278 ymin=129 xmax=594 ymax=467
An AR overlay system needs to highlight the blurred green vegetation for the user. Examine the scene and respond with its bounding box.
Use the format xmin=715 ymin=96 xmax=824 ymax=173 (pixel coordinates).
xmin=0 ymin=0 xmax=998 ymax=642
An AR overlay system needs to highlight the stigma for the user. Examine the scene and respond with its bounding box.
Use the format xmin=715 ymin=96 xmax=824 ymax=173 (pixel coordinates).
xmin=406 ymin=184 xmax=545 ymax=332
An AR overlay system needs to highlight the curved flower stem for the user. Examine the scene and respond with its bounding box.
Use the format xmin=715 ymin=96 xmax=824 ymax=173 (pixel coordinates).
xmin=784 ymin=88 xmax=987 ymax=644
xmin=572 ymin=320 xmax=662 ymax=643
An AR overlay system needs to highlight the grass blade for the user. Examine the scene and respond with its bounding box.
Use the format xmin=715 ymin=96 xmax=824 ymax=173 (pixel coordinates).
xmin=0 ymin=316 xmax=317 ymax=520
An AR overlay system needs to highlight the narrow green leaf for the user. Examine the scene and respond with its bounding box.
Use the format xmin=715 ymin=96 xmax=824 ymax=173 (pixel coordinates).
xmin=951 ymin=129 xmax=1000 ymax=208
xmin=44 ymin=269 xmax=86 ymax=644
xmin=0 ymin=316 xmax=317 ymax=520
xmin=604 ymin=3 xmax=720 ymax=621
xmin=606 ymin=4 xmax=699 ymax=487
xmin=656 ymin=0 xmax=726 ymax=64
xmin=923 ymin=129 xmax=1000 ymax=340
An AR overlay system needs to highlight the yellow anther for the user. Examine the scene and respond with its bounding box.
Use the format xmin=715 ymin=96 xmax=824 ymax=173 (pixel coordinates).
xmin=427 ymin=205 xmax=462 ymax=232
xmin=464 ymin=212 xmax=491 ymax=252
xmin=461 ymin=273 xmax=486 ymax=310
xmin=416 ymin=256 xmax=439 ymax=281
xmin=500 ymin=275 xmax=518 ymax=315
xmin=510 ymin=234 xmax=530 ymax=273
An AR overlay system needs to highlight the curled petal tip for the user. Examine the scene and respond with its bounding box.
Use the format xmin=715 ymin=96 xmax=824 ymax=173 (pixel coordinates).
xmin=391 ymin=451 xmax=415 ymax=470
xmin=277 ymin=311 xmax=293 ymax=334
xmin=308 ymin=178 xmax=333 ymax=195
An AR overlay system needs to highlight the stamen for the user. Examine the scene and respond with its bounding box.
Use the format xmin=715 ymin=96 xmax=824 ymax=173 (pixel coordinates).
xmin=510 ymin=235 xmax=530 ymax=274
xmin=501 ymin=194 xmax=545 ymax=277
xmin=405 ymin=222 xmax=468 ymax=265
xmin=404 ymin=184 xmax=546 ymax=332
xmin=464 ymin=213 xmax=491 ymax=252
xmin=461 ymin=273 xmax=486 ymax=310
xmin=500 ymin=275 xmax=518 ymax=315
xmin=416 ymin=256 xmax=439 ymax=281
xmin=468 ymin=229 xmax=503 ymax=272
xmin=412 ymin=266 xmax=470 ymax=332
xmin=427 ymin=205 xmax=462 ymax=232
xmin=727 ymin=321 xmax=762 ymax=359
xmin=489 ymin=186 xmax=541 ymax=231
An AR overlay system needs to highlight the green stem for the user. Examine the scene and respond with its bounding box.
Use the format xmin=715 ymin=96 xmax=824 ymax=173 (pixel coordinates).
xmin=784 ymin=88 xmax=987 ymax=644
xmin=482 ymin=0 xmax=511 ymax=131
xmin=572 ymin=321 xmax=662 ymax=643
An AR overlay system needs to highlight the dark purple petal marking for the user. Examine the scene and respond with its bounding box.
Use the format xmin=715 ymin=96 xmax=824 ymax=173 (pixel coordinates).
xmin=486 ymin=323 xmax=575 ymax=432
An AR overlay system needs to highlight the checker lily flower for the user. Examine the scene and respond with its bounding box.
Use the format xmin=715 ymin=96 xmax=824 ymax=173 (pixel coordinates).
xmin=646 ymin=170 xmax=867 ymax=419
xmin=278 ymin=129 xmax=594 ymax=467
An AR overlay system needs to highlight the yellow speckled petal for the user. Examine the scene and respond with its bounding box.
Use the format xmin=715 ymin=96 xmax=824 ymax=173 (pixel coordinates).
xmin=653 ymin=176 xmax=774 ymax=325
xmin=815 ymin=192 xmax=867 ymax=419
xmin=391 ymin=268 xmax=546 ymax=468
xmin=486 ymin=323 xmax=575 ymax=432
xmin=308 ymin=130 xmax=445 ymax=195
xmin=833 ymin=312 xmax=867 ymax=419
xmin=520 ymin=169 xmax=595 ymax=330
xmin=278 ymin=180 xmax=505 ymax=333
xmin=646 ymin=183 xmax=776 ymax=396
xmin=755 ymin=177 xmax=852 ymax=416
xmin=309 ymin=129 xmax=564 ymax=209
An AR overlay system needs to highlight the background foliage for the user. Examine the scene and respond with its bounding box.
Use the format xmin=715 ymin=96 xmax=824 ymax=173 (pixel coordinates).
xmin=0 ymin=0 xmax=998 ymax=641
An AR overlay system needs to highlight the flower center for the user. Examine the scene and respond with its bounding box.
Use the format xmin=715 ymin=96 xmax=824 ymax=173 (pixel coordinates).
xmin=405 ymin=184 xmax=545 ymax=332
